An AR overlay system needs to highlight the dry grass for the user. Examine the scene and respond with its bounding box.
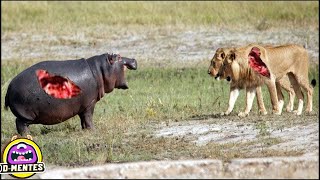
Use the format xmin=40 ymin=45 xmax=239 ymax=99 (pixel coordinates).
xmin=2 ymin=1 xmax=318 ymax=34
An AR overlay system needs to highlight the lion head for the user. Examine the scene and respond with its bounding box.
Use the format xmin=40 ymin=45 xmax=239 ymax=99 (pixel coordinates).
xmin=217 ymin=47 xmax=266 ymax=89
xmin=208 ymin=48 xmax=233 ymax=80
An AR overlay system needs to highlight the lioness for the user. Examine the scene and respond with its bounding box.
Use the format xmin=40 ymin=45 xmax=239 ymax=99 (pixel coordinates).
xmin=217 ymin=44 xmax=316 ymax=116
xmin=208 ymin=46 xmax=295 ymax=116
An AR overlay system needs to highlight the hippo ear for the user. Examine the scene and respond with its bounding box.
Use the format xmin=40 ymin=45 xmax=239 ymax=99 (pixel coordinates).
xmin=107 ymin=54 xmax=115 ymax=65
xmin=248 ymin=47 xmax=270 ymax=78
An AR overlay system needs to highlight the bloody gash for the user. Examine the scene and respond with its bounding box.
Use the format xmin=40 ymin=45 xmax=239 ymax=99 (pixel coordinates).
xmin=5 ymin=53 xmax=137 ymax=135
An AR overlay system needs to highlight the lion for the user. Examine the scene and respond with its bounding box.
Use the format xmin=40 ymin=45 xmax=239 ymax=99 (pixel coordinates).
xmin=216 ymin=44 xmax=316 ymax=116
xmin=208 ymin=46 xmax=296 ymax=117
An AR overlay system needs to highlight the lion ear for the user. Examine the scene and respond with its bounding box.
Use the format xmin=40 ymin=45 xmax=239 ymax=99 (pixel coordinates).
xmin=221 ymin=52 xmax=225 ymax=59
xmin=230 ymin=52 xmax=236 ymax=61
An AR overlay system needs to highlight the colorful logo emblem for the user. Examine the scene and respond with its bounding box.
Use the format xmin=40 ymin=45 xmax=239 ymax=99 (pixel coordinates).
xmin=0 ymin=135 xmax=45 ymax=178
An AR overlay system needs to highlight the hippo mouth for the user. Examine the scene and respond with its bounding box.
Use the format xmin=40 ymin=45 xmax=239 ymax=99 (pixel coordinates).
xmin=117 ymin=82 xmax=129 ymax=89
xmin=10 ymin=150 xmax=34 ymax=162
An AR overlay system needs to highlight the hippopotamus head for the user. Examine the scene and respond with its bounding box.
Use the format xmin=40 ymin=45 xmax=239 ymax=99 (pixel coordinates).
xmin=107 ymin=54 xmax=137 ymax=90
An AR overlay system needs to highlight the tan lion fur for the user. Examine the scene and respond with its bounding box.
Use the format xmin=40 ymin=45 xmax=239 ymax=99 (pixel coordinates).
xmin=221 ymin=43 xmax=314 ymax=115
xmin=208 ymin=46 xmax=296 ymax=116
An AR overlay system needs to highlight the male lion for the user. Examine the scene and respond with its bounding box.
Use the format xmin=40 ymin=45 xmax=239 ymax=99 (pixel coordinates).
xmin=208 ymin=46 xmax=295 ymax=117
xmin=217 ymin=44 xmax=316 ymax=116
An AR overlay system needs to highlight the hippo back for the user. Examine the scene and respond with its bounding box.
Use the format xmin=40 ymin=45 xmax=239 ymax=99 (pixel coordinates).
xmin=6 ymin=58 xmax=98 ymax=125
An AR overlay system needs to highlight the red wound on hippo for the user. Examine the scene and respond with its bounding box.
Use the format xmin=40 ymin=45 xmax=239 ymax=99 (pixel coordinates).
xmin=36 ymin=69 xmax=81 ymax=99
xmin=248 ymin=47 xmax=270 ymax=78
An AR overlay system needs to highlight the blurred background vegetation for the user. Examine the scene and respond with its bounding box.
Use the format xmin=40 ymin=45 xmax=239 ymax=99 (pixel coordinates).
xmin=2 ymin=1 xmax=319 ymax=34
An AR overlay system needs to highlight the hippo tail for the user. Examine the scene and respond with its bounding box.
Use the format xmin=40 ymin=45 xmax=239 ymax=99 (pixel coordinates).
xmin=4 ymin=88 xmax=10 ymax=110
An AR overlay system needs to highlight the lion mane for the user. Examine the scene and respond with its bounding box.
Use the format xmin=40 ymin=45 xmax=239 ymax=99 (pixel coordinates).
xmin=227 ymin=48 xmax=266 ymax=90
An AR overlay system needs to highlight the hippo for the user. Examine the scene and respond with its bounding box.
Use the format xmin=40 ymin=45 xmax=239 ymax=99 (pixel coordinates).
xmin=5 ymin=53 xmax=137 ymax=135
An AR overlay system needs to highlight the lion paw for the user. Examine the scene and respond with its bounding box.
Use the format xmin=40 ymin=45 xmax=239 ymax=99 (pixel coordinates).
xmin=259 ymin=110 xmax=268 ymax=115
xmin=293 ymin=110 xmax=302 ymax=116
xmin=221 ymin=111 xmax=230 ymax=116
xmin=238 ymin=112 xmax=248 ymax=117
xmin=305 ymin=109 xmax=312 ymax=113
xmin=272 ymin=110 xmax=282 ymax=115
xmin=286 ymin=106 xmax=293 ymax=112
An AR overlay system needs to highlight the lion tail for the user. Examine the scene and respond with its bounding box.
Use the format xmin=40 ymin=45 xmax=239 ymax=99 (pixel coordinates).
xmin=311 ymin=79 xmax=316 ymax=88
xmin=303 ymin=42 xmax=308 ymax=49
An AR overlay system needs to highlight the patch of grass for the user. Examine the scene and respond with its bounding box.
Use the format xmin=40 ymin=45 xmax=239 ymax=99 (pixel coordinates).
xmin=1 ymin=60 xmax=319 ymax=167
xmin=255 ymin=121 xmax=271 ymax=137
xmin=119 ymin=134 xmax=303 ymax=163
xmin=2 ymin=1 xmax=318 ymax=34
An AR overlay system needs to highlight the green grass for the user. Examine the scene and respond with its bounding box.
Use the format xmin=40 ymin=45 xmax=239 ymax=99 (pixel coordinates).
xmin=1 ymin=60 xmax=319 ymax=167
xmin=2 ymin=1 xmax=318 ymax=34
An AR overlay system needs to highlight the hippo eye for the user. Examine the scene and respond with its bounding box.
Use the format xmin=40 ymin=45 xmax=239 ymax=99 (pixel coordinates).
xmin=117 ymin=54 xmax=122 ymax=61
xmin=17 ymin=143 xmax=27 ymax=149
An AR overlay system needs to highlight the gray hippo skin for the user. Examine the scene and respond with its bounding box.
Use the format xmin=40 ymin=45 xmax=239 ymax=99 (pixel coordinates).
xmin=5 ymin=53 xmax=137 ymax=135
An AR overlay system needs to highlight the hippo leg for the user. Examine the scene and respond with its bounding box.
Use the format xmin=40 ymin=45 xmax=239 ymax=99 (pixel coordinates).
xmin=79 ymin=105 xmax=95 ymax=129
xmin=16 ymin=118 xmax=29 ymax=136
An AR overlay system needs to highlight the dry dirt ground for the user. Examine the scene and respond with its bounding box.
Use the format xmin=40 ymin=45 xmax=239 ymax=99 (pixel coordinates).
xmin=1 ymin=26 xmax=319 ymax=178
xmin=1 ymin=26 xmax=319 ymax=65
xmin=153 ymin=117 xmax=319 ymax=156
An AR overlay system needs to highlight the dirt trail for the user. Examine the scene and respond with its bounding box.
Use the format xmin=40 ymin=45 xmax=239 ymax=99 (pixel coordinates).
xmin=154 ymin=118 xmax=319 ymax=156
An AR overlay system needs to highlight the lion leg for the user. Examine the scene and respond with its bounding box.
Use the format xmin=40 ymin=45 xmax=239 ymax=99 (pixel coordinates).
xmin=287 ymin=73 xmax=304 ymax=115
xmin=287 ymin=90 xmax=296 ymax=112
xmin=222 ymin=87 xmax=240 ymax=116
xmin=276 ymin=81 xmax=285 ymax=113
xmin=298 ymin=78 xmax=314 ymax=113
xmin=284 ymin=88 xmax=296 ymax=113
xmin=238 ymin=87 xmax=256 ymax=117
xmin=255 ymin=86 xmax=267 ymax=115
xmin=265 ymin=77 xmax=281 ymax=115
xmin=278 ymin=76 xmax=295 ymax=112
